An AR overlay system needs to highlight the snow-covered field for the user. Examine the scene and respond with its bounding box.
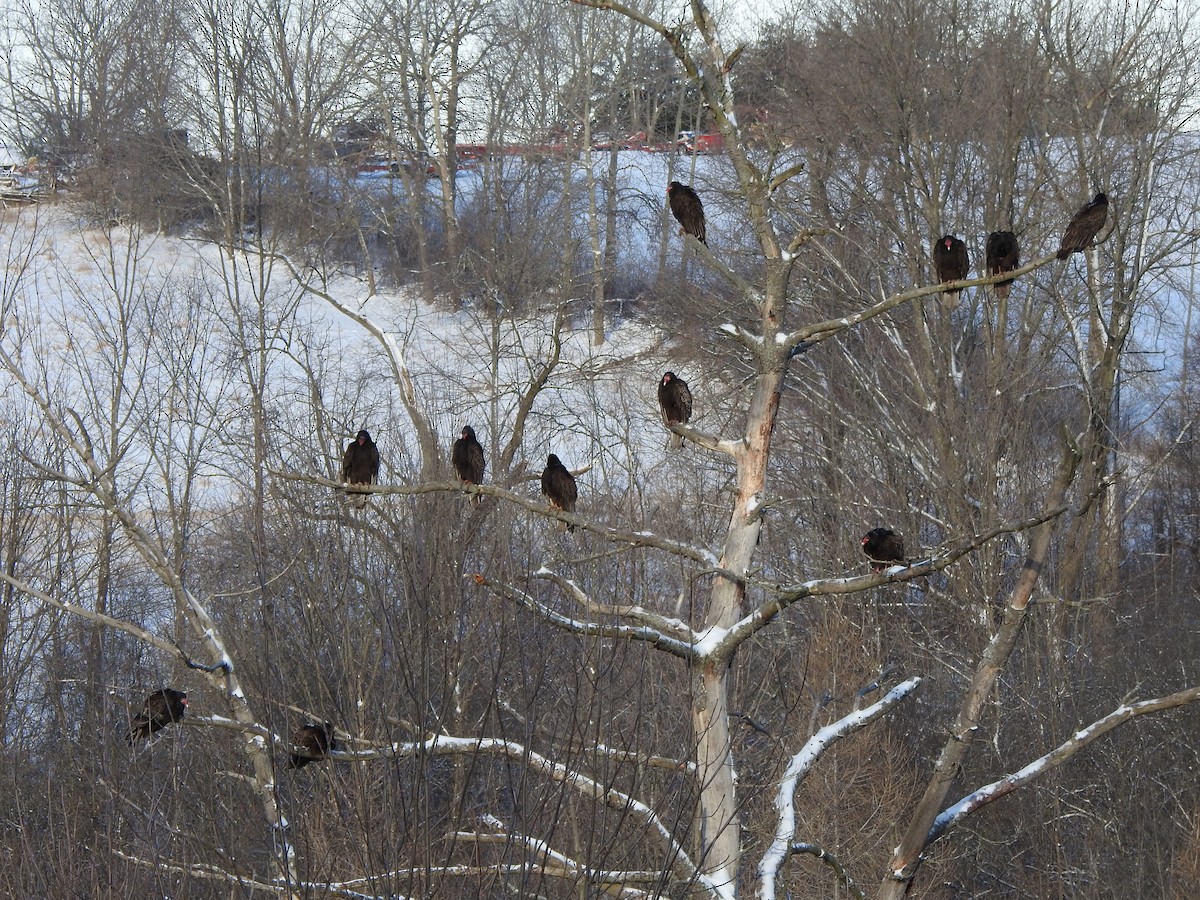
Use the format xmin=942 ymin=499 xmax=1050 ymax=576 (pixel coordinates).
xmin=0 ymin=197 xmax=741 ymax=553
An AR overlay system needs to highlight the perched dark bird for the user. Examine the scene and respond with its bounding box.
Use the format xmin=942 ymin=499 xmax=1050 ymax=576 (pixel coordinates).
xmin=985 ymin=231 xmax=1020 ymax=299
xmin=862 ymin=528 xmax=906 ymax=572
xmin=342 ymin=429 xmax=380 ymax=508
xmin=1057 ymin=192 xmax=1108 ymax=259
xmin=541 ymin=453 xmax=578 ymax=533
xmin=657 ymin=372 xmax=693 ymax=450
xmin=127 ymin=689 xmax=188 ymax=744
xmin=932 ymin=235 xmax=969 ymax=309
xmin=667 ymin=181 xmax=707 ymax=245
xmin=287 ymin=721 xmax=338 ymax=770
xmin=452 ymin=425 xmax=486 ymax=504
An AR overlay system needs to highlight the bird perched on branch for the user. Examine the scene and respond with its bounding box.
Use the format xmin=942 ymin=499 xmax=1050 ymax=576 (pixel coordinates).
xmin=862 ymin=528 xmax=905 ymax=572
xmin=541 ymin=453 xmax=578 ymax=533
xmin=288 ymin=721 xmax=338 ymax=770
xmin=1057 ymin=192 xmax=1108 ymax=259
xmin=657 ymin=372 xmax=693 ymax=450
xmin=667 ymin=181 xmax=707 ymax=245
xmin=985 ymin=231 xmax=1020 ymax=298
xmin=127 ymin=689 xmax=188 ymax=743
xmin=932 ymin=235 xmax=969 ymax=309
xmin=452 ymin=425 xmax=486 ymax=504
xmin=342 ymin=429 xmax=379 ymax=508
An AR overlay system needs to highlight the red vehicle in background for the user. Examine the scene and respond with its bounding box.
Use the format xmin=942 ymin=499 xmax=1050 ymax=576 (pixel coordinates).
xmin=676 ymin=131 xmax=724 ymax=154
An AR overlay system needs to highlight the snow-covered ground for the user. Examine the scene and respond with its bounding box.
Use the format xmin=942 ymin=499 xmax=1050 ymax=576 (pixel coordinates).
xmin=0 ymin=199 xmax=739 ymax=553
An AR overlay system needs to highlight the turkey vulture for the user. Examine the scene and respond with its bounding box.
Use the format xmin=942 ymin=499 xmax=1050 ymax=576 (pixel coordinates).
xmin=985 ymin=231 xmax=1020 ymax=299
xmin=862 ymin=528 xmax=905 ymax=572
xmin=452 ymin=425 xmax=486 ymax=504
xmin=541 ymin=453 xmax=578 ymax=533
xmin=658 ymin=372 xmax=693 ymax=450
xmin=1057 ymin=192 xmax=1108 ymax=259
xmin=932 ymin=235 xmax=969 ymax=309
xmin=287 ymin=721 xmax=338 ymax=770
xmin=667 ymin=181 xmax=707 ymax=245
xmin=342 ymin=429 xmax=380 ymax=508
xmin=127 ymin=689 xmax=188 ymax=743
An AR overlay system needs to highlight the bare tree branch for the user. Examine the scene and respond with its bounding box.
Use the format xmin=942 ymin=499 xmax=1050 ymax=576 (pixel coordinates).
xmin=274 ymin=472 xmax=724 ymax=568
xmin=780 ymin=253 xmax=1061 ymax=356
xmin=759 ymin=678 xmax=921 ymax=900
xmin=473 ymin=574 xmax=697 ymax=659
xmin=335 ymin=734 xmax=718 ymax=894
xmin=882 ymin=437 xmax=1082 ymax=897
xmin=788 ymin=844 xmax=868 ymax=900
xmin=451 ymin=814 xmax=656 ymax=896
xmin=927 ymin=683 xmax=1200 ymax=845
xmin=113 ymin=850 xmax=407 ymax=900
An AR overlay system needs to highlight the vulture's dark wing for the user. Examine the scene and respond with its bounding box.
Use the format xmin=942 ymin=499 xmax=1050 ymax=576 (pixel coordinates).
xmin=933 ymin=236 xmax=969 ymax=283
xmin=1057 ymin=193 xmax=1108 ymax=259
xmin=658 ymin=374 xmax=694 ymax=450
xmin=986 ymin=231 xmax=1020 ymax=298
xmin=668 ymin=182 xmax=707 ymax=245
xmin=127 ymin=689 xmax=187 ymax=743
xmin=343 ymin=440 xmax=379 ymax=485
xmin=288 ymin=722 xmax=337 ymax=769
xmin=933 ymin=236 xmax=969 ymax=309
xmin=541 ymin=456 xmax=578 ymax=531
xmin=862 ymin=528 xmax=905 ymax=571
xmin=452 ymin=431 xmax=486 ymax=485
xmin=658 ymin=376 xmax=693 ymax=426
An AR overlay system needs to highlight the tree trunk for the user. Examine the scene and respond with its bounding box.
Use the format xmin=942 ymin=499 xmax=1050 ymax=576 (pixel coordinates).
xmin=879 ymin=441 xmax=1080 ymax=898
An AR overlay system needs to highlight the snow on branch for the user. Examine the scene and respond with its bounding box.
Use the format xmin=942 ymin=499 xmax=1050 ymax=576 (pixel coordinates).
xmin=758 ymin=678 xmax=921 ymax=900
xmin=0 ymin=571 xmax=186 ymax=663
xmin=777 ymin=253 xmax=1060 ymax=357
xmin=450 ymin=814 xmax=656 ymax=896
xmin=928 ymin=682 xmax=1200 ymax=845
xmin=474 ymin=574 xmax=696 ymax=659
xmin=720 ymin=494 xmax=1080 ymax=658
xmin=0 ymin=338 xmax=298 ymax=878
xmin=338 ymin=734 xmax=718 ymax=894
xmin=533 ymin=567 xmax=696 ymax=636
xmin=718 ymin=322 xmax=762 ymax=348
xmin=113 ymin=849 xmax=409 ymax=900
xmin=668 ymin=421 xmax=742 ymax=457
xmin=276 ymin=472 xmax=722 ymax=569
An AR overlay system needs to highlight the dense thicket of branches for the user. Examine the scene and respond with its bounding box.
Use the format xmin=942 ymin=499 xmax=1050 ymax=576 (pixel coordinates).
xmin=2 ymin=0 xmax=1200 ymax=897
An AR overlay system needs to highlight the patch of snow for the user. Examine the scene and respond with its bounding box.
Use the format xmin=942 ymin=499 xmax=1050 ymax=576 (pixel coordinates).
xmin=692 ymin=625 xmax=729 ymax=656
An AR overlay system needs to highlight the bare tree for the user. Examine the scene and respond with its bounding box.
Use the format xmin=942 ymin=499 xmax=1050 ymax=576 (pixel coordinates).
xmin=2 ymin=0 xmax=1200 ymax=895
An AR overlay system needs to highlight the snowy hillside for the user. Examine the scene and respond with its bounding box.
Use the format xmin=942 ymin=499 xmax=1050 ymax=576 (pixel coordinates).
xmin=0 ymin=199 xmax=748 ymax=556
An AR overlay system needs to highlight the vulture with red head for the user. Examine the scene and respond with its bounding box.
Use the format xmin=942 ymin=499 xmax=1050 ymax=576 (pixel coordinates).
xmin=657 ymin=372 xmax=693 ymax=450
xmin=452 ymin=425 xmax=486 ymax=504
xmin=1057 ymin=192 xmax=1108 ymax=259
xmin=985 ymin=231 xmax=1020 ymax=298
xmin=862 ymin=528 xmax=905 ymax=572
xmin=541 ymin=454 xmax=578 ymax=533
xmin=127 ymin=689 xmax=188 ymax=743
xmin=933 ymin=235 xmax=969 ymax=309
xmin=342 ymin=429 xmax=380 ymax=508
xmin=667 ymin=181 xmax=707 ymax=246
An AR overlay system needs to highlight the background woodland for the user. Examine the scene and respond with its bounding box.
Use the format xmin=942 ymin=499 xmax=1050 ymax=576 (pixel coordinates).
xmin=2 ymin=0 xmax=1200 ymax=897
